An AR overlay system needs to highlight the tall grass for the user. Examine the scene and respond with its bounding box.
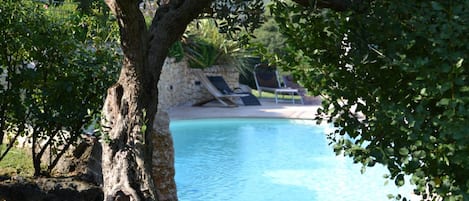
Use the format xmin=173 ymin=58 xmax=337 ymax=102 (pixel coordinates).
xmin=0 ymin=145 xmax=34 ymax=177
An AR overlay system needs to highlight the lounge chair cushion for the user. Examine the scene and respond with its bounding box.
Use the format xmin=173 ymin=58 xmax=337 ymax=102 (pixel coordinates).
xmin=208 ymin=76 xmax=261 ymax=106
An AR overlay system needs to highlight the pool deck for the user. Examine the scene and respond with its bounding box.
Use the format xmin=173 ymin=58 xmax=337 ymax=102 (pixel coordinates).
xmin=168 ymin=98 xmax=322 ymax=120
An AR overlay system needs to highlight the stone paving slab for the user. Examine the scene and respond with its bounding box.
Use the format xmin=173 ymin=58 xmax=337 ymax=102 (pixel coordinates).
xmin=168 ymin=98 xmax=322 ymax=120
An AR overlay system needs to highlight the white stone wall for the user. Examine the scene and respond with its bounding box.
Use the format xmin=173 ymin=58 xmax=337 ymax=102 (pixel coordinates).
xmin=158 ymin=58 xmax=240 ymax=111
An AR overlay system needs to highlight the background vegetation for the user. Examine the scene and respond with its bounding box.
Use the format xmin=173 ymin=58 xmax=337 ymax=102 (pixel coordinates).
xmin=0 ymin=0 xmax=120 ymax=176
xmin=168 ymin=19 xmax=255 ymax=77
xmin=0 ymin=145 xmax=33 ymax=176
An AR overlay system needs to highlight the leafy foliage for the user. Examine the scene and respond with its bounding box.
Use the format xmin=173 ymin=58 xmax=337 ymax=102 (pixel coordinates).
xmin=251 ymin=7 xmax=287 ymax=58
xmin=181 ymin=19 xmax=254 ymax=75
xmin=0 ymin=0 xmax=119 ymax=175
xmin=210 ymin=0 xmax=265 ymax=35
xmin=184 ymin=39 xmax=221 ymax=69
xmin=269 ymin=0 xmax=469 ymax=200
xmin=168 ymin=41 xmax=185 ymax=62
xmin=139 ymin=1 xmax=266 ymax=71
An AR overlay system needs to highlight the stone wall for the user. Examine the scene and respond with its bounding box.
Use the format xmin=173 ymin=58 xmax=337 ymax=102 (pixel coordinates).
xmin=158 ymin=58 xmax=240 ymax=111
xmin=152 ymin=59 xmax=240 ymax=200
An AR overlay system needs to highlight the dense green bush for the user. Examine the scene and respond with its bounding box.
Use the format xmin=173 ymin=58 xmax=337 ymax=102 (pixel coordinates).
xmin=0 ymin=0 xmax=120 ymax=176
xmin=268 ymin=1 xmax=468 ymax=200
xmin=251 ymin=7 xmax=287 ymax=58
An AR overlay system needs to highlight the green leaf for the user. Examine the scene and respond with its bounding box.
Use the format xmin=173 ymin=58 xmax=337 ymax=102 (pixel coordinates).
xmin=399 ymin=148 xmax=409 ymax=156
xmin=431 ymin=1 xmax=444 ymax=11
xmin=420 ymin=88 xmax=428 ymax=96
xmin=141 ymin=124 xmax=147 ymax=135
xmin=455 ymin=58 xmax=464 ymax=68
xmin=292 ymin=14 xmax=301 ymax=23
xmin=395 ymin=174 xmax=405 ymax=187
xmin=437 ymin=98 xmax=451 ymax=106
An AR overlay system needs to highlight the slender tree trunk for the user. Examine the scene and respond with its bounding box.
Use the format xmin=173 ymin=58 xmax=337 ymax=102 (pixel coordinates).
xmin=32 ymin=128 xmax=60 ymax=176
xmin=0 ymin=105 xmax=5 ymax=145
xmin=31 ymin=127 xmax=41 ymax=176
xmin=0 ymin=118 xmax=25 ymax=161
xmin=101 ymin=0 xmax=211 ymax=200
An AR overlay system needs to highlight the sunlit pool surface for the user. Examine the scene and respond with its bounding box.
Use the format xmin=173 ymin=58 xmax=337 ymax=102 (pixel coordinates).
xmin=170 ymin=118 xmax=413 ymax=201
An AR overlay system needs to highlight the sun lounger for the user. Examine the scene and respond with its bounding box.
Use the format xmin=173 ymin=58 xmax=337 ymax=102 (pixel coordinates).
xmin=253 ymin=66 xmax=282 ymax=97
xmin=254 ymin=65 xmax=303 ymax=104
xmin=207 ymin=76 xmax=261 ymax=106
xmin=282 ymin=75 xmax=323 ymax=105
xmin=194 ymin=71 xmax=251 ymax=107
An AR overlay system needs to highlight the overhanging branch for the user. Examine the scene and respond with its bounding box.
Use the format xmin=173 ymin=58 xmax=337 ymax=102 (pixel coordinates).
xmin=105 ymin=0 xmax=147 ymax=58
xmin=292 ymin=0 xmax=353 ymax=11
xmin=150 ymin=0 xmax=212 ymax=43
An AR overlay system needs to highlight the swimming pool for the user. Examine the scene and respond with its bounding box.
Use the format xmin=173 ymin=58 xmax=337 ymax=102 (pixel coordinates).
xmin=170 ymin=118 xmax=412 ymax=201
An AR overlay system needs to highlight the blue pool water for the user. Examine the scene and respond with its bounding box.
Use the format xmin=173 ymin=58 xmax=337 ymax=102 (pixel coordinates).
xmin=170 ymin=118 xmax=412 ymax=201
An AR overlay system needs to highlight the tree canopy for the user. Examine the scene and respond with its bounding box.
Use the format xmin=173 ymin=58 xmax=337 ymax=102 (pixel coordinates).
xmin=268 ymin=0 xmax=468 ymax=200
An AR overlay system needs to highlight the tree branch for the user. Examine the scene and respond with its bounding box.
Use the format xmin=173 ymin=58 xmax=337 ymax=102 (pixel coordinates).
xmin=292 ymin=0 xmax=353 ymax=11
xmin=143 ymin=0 xmax=213 ymax=115
xmin=105 ymin=0 xmax=147 ymax=71
xmin=149 ymin=0 xmax=213 ymax=49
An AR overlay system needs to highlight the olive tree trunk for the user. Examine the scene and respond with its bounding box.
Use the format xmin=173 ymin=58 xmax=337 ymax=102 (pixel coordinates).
xmin=101 ymin=0 xmax=211 ymax=200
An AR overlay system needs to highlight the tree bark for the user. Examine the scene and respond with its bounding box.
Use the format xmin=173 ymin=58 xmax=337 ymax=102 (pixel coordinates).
xmin=101 ymin=0 xmax=212 ymax=200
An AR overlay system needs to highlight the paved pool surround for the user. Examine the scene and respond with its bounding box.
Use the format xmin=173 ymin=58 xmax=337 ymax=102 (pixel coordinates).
xmin=168 ymin=98 xmax=321 ymax=120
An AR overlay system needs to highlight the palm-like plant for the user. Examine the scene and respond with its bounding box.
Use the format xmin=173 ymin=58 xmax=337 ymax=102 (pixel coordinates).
xmin=184 ymin=38 xmax=222 ymax=69
xmin=183 ymin=19 xmax=252 ymax=74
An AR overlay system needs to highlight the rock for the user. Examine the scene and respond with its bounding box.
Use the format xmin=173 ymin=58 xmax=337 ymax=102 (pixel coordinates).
xmin=52 ymin=135 xmax=103 ymax=185
xmin=0 ymin=135 xmax=104 ymax=201
xmin=0 ymin=177 xmax=103 ymax=201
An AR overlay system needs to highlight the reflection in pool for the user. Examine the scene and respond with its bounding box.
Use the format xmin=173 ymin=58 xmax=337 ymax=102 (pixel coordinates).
xmin=170 ymin=118 xmax=412 ymax=201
